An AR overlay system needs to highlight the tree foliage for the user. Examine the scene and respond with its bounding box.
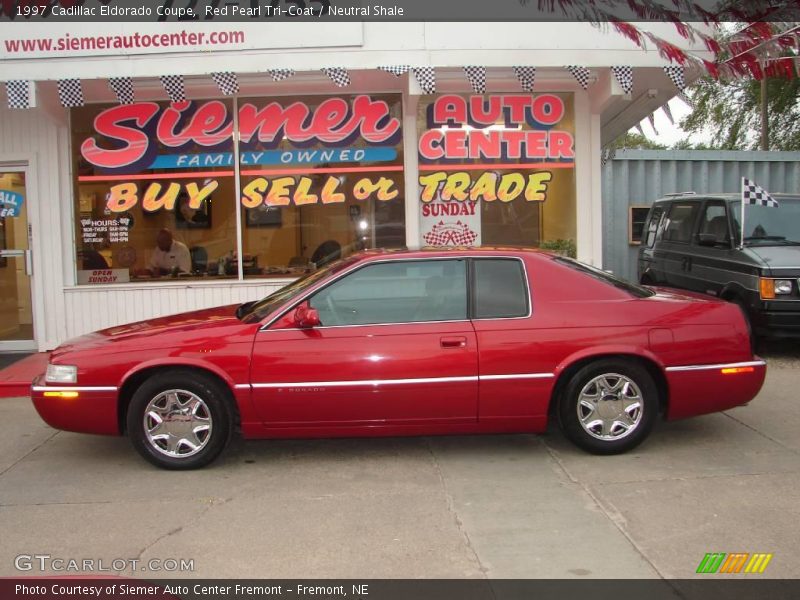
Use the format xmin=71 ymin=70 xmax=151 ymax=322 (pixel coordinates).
xmin=680 ymin=77 xmax=800 ymax=150
xmin=607 ymin=132 xmax=667 ymax=150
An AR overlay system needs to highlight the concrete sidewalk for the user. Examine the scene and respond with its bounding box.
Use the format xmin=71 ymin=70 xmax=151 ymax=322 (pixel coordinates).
xmin=0 ymin=358 xmax=797 ymax=579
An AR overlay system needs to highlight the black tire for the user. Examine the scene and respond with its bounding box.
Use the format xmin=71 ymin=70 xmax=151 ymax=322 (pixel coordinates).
xmin=127 ymin=369 xmax=233 ymax=469
xmin=558 ymin=359 xmax=658 ymax=455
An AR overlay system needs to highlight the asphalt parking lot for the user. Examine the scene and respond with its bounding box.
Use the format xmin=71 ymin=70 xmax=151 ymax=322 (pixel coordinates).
xmin=1 ymin=343 xmax=798 ymax=580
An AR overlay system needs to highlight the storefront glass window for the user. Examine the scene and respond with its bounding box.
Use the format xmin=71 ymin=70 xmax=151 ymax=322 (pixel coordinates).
xmin=238 ymin=94 xmax=404 ymax=278
xmin=71 ymin=94 xmax=404 ymax=285
xmin=416 ymin=93 xmax=576 ymax=252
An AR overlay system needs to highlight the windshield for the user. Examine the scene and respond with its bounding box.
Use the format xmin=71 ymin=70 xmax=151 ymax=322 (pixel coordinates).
xmin=553 ymin=256 xmax=655 ymax=298
xmin=731 ymin=198 xmax=800 ymax=246
xmin=240 ymin=256 xmax=360 ymax=323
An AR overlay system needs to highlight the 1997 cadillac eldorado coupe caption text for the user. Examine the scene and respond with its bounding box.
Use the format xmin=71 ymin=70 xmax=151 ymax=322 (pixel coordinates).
xmin=31 ymin=249 xmax=766 ymax=469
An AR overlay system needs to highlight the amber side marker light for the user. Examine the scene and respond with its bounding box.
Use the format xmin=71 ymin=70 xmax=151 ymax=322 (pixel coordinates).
xmin=721 ymin=367 xmax=755 ymax=375
xmin=43 ymin=391 xmax=79 ymax=398
xmin=759 ymin=278 xmax=776 ymax=299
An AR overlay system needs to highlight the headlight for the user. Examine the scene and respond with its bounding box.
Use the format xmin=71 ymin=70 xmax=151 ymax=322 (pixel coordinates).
xmin=759 ymin=278 xmax=793 ymax=299
xmin=45 ymin=364 xmax=78 ymax=384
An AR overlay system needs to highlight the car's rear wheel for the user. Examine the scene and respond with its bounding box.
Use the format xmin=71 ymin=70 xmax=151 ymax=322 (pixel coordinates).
xmin=559 ymin=359 xmax=658 ymax=455
xmin=127 ymin=370 xmax=233 ymax=469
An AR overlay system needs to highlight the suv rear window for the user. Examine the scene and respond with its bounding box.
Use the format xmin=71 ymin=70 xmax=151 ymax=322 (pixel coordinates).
xmin=664 ymin=202 xmax=700 ymax=243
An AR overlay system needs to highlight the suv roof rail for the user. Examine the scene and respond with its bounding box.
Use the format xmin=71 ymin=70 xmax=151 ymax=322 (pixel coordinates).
xmin=663 ymin=191 xmax=696 ymax=197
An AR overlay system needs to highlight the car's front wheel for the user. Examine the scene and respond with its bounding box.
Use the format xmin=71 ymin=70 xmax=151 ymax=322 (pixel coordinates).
xmin=127 ymin=370 xmax=233 ymax=469
xmin=558 ymin=359 xmax=658 ymax=455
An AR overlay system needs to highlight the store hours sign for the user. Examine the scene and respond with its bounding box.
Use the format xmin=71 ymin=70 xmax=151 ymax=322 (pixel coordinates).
xmin=417 ymin=94 xmax=575 ymax=247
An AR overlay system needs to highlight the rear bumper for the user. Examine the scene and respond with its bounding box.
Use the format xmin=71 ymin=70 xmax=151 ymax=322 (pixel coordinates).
xmin=665 ymin=360 xmax=767 ymax=420
xmin=30 ymin=376 xmax=120 ymax=435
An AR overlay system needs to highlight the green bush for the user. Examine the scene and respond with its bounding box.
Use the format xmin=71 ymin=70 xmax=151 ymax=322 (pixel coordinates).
xmin=538 ymin=239 xmax=576 ymax=258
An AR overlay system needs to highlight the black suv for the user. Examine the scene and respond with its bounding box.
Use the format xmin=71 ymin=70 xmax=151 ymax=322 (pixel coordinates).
xmin=638 ymin=193 xmax=800 ymax=339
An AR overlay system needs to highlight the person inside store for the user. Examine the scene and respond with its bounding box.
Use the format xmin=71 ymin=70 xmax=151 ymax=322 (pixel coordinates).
xmin=146 ymin=228 xmax=191 ymax=277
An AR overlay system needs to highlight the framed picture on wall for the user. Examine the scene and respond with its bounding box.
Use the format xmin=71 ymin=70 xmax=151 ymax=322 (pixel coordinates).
xmin=245 ymin=205 xmax=282 ymax=227
xmin=175 ymin=192 xmax=212 ymax=229
xmin=629 ymin=206 xmax=650 ymax=245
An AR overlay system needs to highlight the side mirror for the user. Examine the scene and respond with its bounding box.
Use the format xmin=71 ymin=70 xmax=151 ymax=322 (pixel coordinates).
xmin=293 ymin=304 xmax=321 ymax=328
xmin=696 ymin=233 xmax=718 ymax=247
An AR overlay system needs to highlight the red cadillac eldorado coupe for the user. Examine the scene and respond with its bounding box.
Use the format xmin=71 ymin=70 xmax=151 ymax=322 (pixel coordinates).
xmin=31 ymin=248 xmax=766 ymax=469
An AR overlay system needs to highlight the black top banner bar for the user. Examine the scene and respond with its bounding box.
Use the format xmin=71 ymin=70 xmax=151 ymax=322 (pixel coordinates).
xmin=2 ymin=0 xmax=799 ymax=23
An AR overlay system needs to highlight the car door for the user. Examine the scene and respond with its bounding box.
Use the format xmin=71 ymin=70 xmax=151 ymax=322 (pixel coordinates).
xmin=467 ymin=257 xmax=551 ymax=425
xmin=686 ymin=200 xmax=736 ymax=296
xmin=658 ymin=200 xmax=702 ymax=290
xmin=249 ymin=258 xmax=478 ymax=427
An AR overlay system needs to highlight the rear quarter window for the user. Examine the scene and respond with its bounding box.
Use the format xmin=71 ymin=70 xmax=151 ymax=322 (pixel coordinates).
xmin=472 ymin=259 xmax=529 ymax=319
xmin=644 ymin=206 xmax=664 ymax=248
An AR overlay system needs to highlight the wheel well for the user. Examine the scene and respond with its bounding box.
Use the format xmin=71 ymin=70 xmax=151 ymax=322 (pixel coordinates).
xmin=547 ymin=354 xmax=669 ymax=419
xmin=640 ymin=272 xmax=655 ymax=285
xmin=117 ymin=365 xmax=240 ymax=435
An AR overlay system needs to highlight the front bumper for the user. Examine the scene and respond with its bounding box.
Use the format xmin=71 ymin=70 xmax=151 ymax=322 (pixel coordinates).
xmin=30 ymin=375 xmax=120 ymax=435
xmin=752 ymin=303 xmax=800 ymax=338
xmin=665 ymin=360 xmax=767 ymax=420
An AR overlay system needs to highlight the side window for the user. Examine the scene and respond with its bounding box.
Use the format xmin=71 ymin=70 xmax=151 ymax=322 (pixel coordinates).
xmin=309 ymin=259 xmax=467 ymax=326
xmin=697 ymin=202 xmax=730 ymax=244
xmin=663 ymin=202 xmax=700 ymax=243
xmin=473 ymin=259 xmax=529 ymax=319
xmin=644 ymin=206 xmax=664 ymax=248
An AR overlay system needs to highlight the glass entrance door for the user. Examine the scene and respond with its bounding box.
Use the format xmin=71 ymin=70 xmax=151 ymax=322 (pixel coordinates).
xmin=0 ymin=169 xmax=35 ymax=351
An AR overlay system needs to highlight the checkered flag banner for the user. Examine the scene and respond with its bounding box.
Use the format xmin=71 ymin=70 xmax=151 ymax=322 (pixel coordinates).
xmin=413 ymin=67 xmax=436 ymax=94
xmin=212 ymin=72 xmax=239 ymax=96
xmin=647 ymin=112 xmax=658 ymax=135
xmin=663 ymin=65 xmax=686 ymax=91
xmin=611 ymin=66 xmax=633 ymax=94
xmin=108 ymin=77 xmax=134 ymax=105
xmin=566 ymin=66 xmax=591 ymax=90
xmin=6 ymin=80 xmax=31 ymax=109
xmin=322 ymin=68 xmax=351 ymax=87
xmin=513 ymin=67 xmax=536 ymax=92
xmin=269 ymin=69 xmax=295 ymax=82
xmin=463 ymin=66 xmax=486 ymax=94
xmin=378 ymin=65 xmax=411 ymax=77
xmin=601 ymin=147 xmax=616 ymax=166
xmin=742 ymin=178 xmax=779 ymax=207
xmin=677 ymin=90 xmax=693 ymax=107
xmin=57 ymin=79 xmax=84 ymax=108
xmin=635 ymin=122 xmax=645 ymax=137
xmin=661 ymin=101 xmax=674 ymax=125
xmin=160 ymin=75 xmax=186 ymax=103
xmin=423 ymin=221 xmax=479 ymax=246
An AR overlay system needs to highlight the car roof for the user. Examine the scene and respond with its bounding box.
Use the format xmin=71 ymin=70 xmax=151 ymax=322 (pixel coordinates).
xmin=348 ymin=246 xmax=556 ymax=262
xmin=653 ymin=193 xmax=800 ymax=204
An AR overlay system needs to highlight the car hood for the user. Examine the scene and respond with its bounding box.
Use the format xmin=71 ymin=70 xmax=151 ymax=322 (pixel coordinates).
xmin=747 ymin=245 xmax=800 ymax=272
xmin=51 ymin=304 xmax=244 ymax=358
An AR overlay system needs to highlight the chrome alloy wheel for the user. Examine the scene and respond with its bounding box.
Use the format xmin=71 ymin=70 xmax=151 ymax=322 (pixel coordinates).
xmin=576 ymin=373 xmax=643 ymax=441
xmin=143 ymin=389 xmax=213 ymax=458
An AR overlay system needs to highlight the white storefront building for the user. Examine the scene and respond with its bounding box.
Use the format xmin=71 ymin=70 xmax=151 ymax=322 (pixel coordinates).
xmin=0 ymin=21 xmax=708 ymax=351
